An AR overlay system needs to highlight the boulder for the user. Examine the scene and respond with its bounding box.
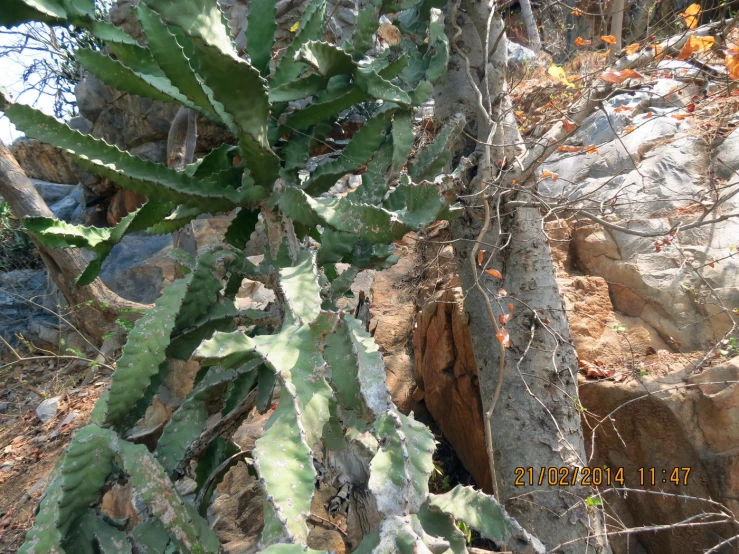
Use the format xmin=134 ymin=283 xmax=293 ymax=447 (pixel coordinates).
xmin=10 ymin=138 xmax=78 ymax=184
xmin=98 ymin=234 xmax=173 ymax=304
xmin=49 ymin=185 xmax=85 ymax=224
xmin=32 ymin=181 xmax=77 ymax=205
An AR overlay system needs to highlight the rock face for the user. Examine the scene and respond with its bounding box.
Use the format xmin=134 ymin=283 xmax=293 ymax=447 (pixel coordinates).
xmin=539 ymin=81 xmax=739 ymax=350
xmin=413 ymin=287 xmax=493 ymax=493
xmin=580 ymin=361 xmax=739 ymax=554
xmin=10 ymin=139 xmax=78 ymax=184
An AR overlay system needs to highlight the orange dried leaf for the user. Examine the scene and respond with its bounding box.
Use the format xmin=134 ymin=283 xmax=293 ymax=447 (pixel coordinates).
xmin=579 ymin=359 xmax=615 ymax=379
xmin=499 ymin=314 xmax=511 ymax=325
xmin=645 ymin=111 xmax=654 ymax=118
xmin=508 ymin=303 xmax=515 ymax=313
xmin=562 ymin=119 xmax=577 ymax=132
xmin=557 ymin=145 xmax=584 ymax=153
xmin=677 ymin=35 xmax=715 ymax=60
xmin=571 ymin=7 xmax=584 ymax=15
xmin=477 ymin=250 xmax=485 ymax=265
xmin=652 ymin=43 xmax=665 ymax=58
xmin=623 ymin=125 xmax=635 ymax=134
xmin=540 ymin=170 xmax=559 ymax=181
xmin=599 ymin=49 xmax=611 ymax=59
xmin=678 ymin=3 xmax=701 ymax=29
xmin=601 ymin=35 xmax=616 ymax=44
xmin=624 ymin=43 xmax=641 ymax=55
xmin=574 ymin=36 xmax=592 ymax=47
xmin=585 ymin=145 xmax=599 ymax=154
xmin=614 ymin=105 xmax=633 ymax=113
xmin=726 ymin=49 xmax=739 ymax=80
xmin=599 ymin=69 xmax=646 ymax=83
xmin=672 ymin=114 xmax=693 ymax=120
xmin=486 ymin=269 xmax=503 ymax=279
xmin=496 ymin=328 xmax=511 ymax=348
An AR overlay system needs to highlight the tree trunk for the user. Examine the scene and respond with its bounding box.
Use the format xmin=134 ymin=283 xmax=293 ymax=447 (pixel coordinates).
xmin=438 ymin=1 xmax=610 ymax=551
xmin=609 ymin=0 xmax=625 ymax=53
xmin=167 ymin=106 xmax=199 ymax=268
xmin=0 ymin=140 xmax=148 ymax=341
xmin=519 ymin=0 xmax=541 ymax=51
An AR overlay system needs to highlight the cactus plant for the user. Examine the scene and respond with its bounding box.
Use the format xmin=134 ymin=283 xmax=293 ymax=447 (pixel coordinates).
xmin=2 ymin=0 xmax=544 ymax=552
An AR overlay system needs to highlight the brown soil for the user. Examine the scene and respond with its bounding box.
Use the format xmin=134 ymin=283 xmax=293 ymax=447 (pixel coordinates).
xmin=0 ymin=358 xmax=106 ymax=552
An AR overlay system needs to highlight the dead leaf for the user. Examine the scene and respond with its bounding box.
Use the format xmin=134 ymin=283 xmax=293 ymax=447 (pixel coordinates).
xmin=562 ymin=119 xmax=577 ymax=132
xmin=678 ymin=3 xmax=701 ymax=29
xmin=599 ymin=49 xmax=611 ymax=59
xmin=508 ymin=303 xmax=515 ymax=313
xmin=540 ymin=170 xmax=559 ymax=181
xmin=548 ymin=64 xmax=576 ymax=88
xmin=477 ymin=250 xmax=485 ymax=265
xmin=614 ymin=105 xmax=633 ymax=113
xmin=585 ymin=145 xmax=599 ymax=154
xmin=652 ymin=43 xmax=665 ymax=58
xmin=599 ymin=68 xmax=646 ymax=83
xmin=645 ymin=111 xmax=654 ymax=118
xmin=601 ymin=35 xmax=616 ymax=45
xmin=579 ymin=359 xmax=616 ymax=379
xmin=672 ymin=113 xmax=693 ymax=120
xmin=499 ymin=314 xmax=511 ymax=325
xmin=677 ymin=35 xmax=715 ymax=60
xmin=378 ymin=23 xmax=401 ymax=45
xmin=486 ymin=269 xmax=503 ymax=279
xmin=623 ymin=125 xmax=635 ymax=134
xmin=571 ymin=7 xmax=584 ymax=15
xmin=557 ymin=145 xmax=584 ymax=153
xmin=624 ymin=43 xmax=641 ymax=55
xmin=574 ymin=36 xmax=592 ymax=47
xmin=726 ymin=49 xmax=739 ymax=80
xmin=496 ymin=328 xmax=510 ymax=348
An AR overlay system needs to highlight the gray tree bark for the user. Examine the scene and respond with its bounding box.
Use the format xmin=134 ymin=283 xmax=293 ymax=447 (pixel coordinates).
xmin=0 ymin=140 xmax=148 ymax=340
xmin=437 ymin=1 xmax=610 ymax=551
xmin=519 ymin=0 xmax=542 ymax=51
xmin=609 ymin=0 xmax=625 ymax=53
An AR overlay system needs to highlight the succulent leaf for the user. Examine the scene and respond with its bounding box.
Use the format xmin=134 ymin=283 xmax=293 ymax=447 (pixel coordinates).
xmin=144 ymin=0 xmax=237 ymax=57
xmin=427 ymin=486 xmax=546 ymax=553
xmin=247 ymin=0 xmax=276 ymax=75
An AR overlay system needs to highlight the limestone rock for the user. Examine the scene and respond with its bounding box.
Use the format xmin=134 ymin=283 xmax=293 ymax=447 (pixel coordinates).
xmin=539 ymin=91 xmax=739 ymax=349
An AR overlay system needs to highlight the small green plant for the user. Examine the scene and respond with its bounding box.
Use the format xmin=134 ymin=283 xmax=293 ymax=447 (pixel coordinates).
xmin=719 ymin=337 xmax=739 ymax=357
xmin=612 ymin=322 xmax=627 ymax=333
xmin=586 ymin=495 xmax=603 ymax=507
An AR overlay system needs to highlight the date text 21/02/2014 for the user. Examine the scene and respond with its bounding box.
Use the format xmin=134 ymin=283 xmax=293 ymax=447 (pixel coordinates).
xmin=513 ymin=466 xmax=692 ymax=487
